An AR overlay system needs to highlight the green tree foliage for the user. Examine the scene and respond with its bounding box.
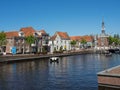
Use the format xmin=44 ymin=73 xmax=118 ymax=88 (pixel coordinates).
xmin=114 ymin=38 xmax=120 ymax=46
xmin=70 ymin=40 xmax=76 ymax=50
xmin=81 ymin=39 xmax=87 ymax=45
xmin=114 ymin=34 xmax=120 ymax=39
xmin=0 ymin=31 xmax=6 ymax=46
xmin=108 ymin=36 xmax=114 ymax=45
xmin=81 ymin=39 xmax=87 ymax=48
xmin=25 ymin=35 xmax=36 ymax=53
xmin=108 ymin=35 xmax=120 ymax=46
xmin=0 ymin=31 xmax=6 ymax=52
xmin=70 ymin=40 xmax=76 ymax=46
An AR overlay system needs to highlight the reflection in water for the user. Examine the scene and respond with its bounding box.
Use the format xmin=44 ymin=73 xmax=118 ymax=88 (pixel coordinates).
xmin=0 ymin=54 xmax=120 ymax=90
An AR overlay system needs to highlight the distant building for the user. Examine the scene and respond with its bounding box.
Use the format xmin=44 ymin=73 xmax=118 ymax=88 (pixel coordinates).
xmin=95 ymin=19 xmax=109 ymax=50
xmin=36 ymin=30 xmax=50 ymax=53
xmin=5 ymin=27 xmax=49 ymax=54
xmin=70 ymin=35 xmax=94 ymax=50
xmin=5 ymin=31 xmax=20 ymax=54
xmin=70 ymin=36 xmax=81 ymax=50
xmin=49 ymin=31 xmax=71 ymax=53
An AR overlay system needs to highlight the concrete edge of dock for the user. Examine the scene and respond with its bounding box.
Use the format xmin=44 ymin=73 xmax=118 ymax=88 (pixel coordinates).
xmin=0 ymin=50 xmax=94 ymax=63
xmin=97 ymin=65 xmax=120 ymax=89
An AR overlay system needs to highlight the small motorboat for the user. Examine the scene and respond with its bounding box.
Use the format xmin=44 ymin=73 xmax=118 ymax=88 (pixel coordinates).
xmin=49 ymin=57 xmax=59 ymax=63
xmin=105 ymin=52 xmax=112 ymax=56
xmin=104 ymin=50 xmax=112 ymax=56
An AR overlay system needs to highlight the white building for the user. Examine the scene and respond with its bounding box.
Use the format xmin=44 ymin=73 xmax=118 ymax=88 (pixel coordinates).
xmin=49 ymin=31 xmax=71 ymax=53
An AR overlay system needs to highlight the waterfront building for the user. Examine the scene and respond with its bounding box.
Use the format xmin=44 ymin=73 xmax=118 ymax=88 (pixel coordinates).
xmin=20 ymin=27 xmax=36 ymax=54
xmin=5 ymin=31 xmax=20 ymax=54
xmin=36 ymin=30 xmax=50 ymax=53
xmin=95 ymin=19 xmax=109 ymax=50
xmin=49 ymin=31 xmax=71 ymax=53
xmin=70 ymin=35 xmax=94 ymax=50
xmin=70 ymin=36 xmax=81 ymax=50
xmin=5 ymin=27 xmax=49 ymax=54
xmin=81 ymin=35 xmax=94 ymax=48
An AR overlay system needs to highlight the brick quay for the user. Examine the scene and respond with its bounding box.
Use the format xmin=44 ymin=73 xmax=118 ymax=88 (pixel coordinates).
xmin=0 ymin=49 xmax=93 ymax=63
xmin=97 ymin=65 xmax=120 ymax=89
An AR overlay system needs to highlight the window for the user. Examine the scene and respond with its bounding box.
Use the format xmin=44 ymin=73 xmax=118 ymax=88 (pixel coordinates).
xmin=65 ymin=41 xmax=66 ymax=44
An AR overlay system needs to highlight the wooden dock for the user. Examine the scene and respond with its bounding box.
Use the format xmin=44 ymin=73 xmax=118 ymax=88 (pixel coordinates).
xmin=97 ymin=65 xmax=120 ymax=89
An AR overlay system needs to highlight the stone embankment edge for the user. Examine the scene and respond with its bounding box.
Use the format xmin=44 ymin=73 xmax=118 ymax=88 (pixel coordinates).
xmin=0 ymin=50 xmax=94 ymax=63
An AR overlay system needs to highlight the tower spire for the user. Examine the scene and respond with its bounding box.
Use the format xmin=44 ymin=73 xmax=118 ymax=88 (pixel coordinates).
xmin=102 ymin=18 xmax=105 ymax=34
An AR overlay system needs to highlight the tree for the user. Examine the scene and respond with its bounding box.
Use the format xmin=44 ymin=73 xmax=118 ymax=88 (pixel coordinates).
xmin=25 ymin=35 xmax=36 ymax=53
xmin=81 ymin=39 xmax=87 ymax=48
xmin=70 ymin=40 xmax=76 ymax=50
xmin=114 ymin=38 xmax=120 ymax=46
xmin=108 ymin=36 xmax=114 ymax=45
xmin=108 ymin=35 xmax=120 ymax=47
xmin=0 ymin=31 xmax=6 ymax=52
xmin=114 ymin=34 xmax=120 ymax=39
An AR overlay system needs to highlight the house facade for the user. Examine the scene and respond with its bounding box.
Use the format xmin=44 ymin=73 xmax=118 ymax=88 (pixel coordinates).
xmin=81 ymin=36 xmax=94 ymax=48
xmin=5 ymin=27 xmax=49 ymax=54
xmin=5 ymin=31 xmax=19 ymax=54
xmin=70 ymin=36 xmax=81 ymax=50
xmin=36 ymin=30 xmax=50 ymax=53
xmin=70 ymin=35 xmax=94 ymax=50
xmin=49 ymin=32 xmax=71 ymax=53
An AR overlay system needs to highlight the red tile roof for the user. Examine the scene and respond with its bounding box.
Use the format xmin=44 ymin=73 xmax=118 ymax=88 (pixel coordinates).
xmin=5 ymin=31 xmax=19 ymax=38
xmin=50 ymin=35 xmax=57 ymax=40
xmin=50 ymin=32 xmax=70 ymax=40
xmin=70 ymin=35 xmax=93 ymax=42
xmin=70 ymin=36 xmax=82 ymax=41
xmin=82 ymin=36 xmax=93 ymax=42
xmin=20 ymin=27 xmax=36 ymax=36
xmin=57 ymin=32 xmax=70 ymax=39
xmin=39 ymin=30 xmax=46 ymax=34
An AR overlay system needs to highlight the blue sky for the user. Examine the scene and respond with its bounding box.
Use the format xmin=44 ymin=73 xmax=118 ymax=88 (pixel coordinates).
xmin=0 ymin=0 xmax=120 ymax=36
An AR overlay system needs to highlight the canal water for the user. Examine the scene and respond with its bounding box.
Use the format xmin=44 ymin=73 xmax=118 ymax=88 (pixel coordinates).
xmin=0 ymin=54 xmax=120 ymax=90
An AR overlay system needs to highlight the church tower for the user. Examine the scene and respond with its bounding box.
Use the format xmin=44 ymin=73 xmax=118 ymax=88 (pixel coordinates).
xmin=97 ymin=18 xmax=109 ymax=49
xmin=102 ymin=19 xmax=105 ymax=34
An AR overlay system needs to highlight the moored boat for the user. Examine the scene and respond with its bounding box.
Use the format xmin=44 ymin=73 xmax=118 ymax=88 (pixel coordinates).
xmin=105 ymin=52 xmax=112 ymax=56
xmin=49 ymin=57 xmax=59 ymax=63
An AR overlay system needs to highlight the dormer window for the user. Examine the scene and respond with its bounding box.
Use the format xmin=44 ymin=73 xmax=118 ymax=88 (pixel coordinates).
xmin=19 ymin=32 xmax=24 ymax=37
xmin=34 ymin=32 xmax=38 ymax=37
